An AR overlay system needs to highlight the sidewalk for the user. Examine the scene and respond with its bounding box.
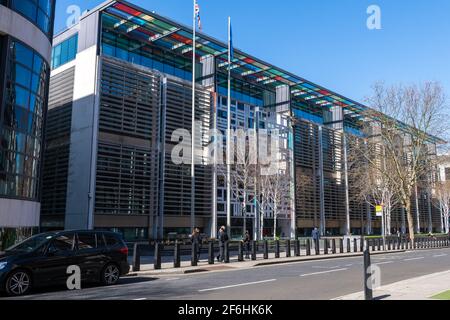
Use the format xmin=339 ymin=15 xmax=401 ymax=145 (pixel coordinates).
xmin=129 ymin=249 xmax=405 ymax=276
xmin=334 ymin=270 xmax=450 ymax=300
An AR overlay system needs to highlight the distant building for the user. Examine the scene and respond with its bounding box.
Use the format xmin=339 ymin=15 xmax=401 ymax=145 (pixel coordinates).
xmin=41 ymin=0 xmax=443 ymax=241
xmin=0 ymin=1 xmax=55 ymax=235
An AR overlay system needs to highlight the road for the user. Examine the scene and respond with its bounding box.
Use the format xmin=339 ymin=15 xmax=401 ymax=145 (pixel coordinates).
xmin=3 ymin=248 xmax=450 ymax=300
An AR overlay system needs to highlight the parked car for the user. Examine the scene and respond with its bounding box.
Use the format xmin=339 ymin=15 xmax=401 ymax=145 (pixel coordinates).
xmin=0 ymin=230 xmax=130 ymax=296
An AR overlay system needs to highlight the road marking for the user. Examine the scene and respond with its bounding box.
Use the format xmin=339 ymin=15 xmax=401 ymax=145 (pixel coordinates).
xmin=374 ymin=261 xmax=394 ymax=265
xmin=198 ymin=279 xmax=277 ymax=292
xmin=403 ymin=257 xmax=424 ymax=261
xmin=165 ymin=278 xmax=181 ymax=281
xmin=300 ymin=268 xmax=348 ymax=277
xmin=433 ymin=254 xmax=447 ymax=258
xmin=133 ymin=298 xmax=147 ymax=301
xmin=312 ymin=265 xmax=341 ymax=269
xmin=344 ymin=264 xmax=353 ymax=267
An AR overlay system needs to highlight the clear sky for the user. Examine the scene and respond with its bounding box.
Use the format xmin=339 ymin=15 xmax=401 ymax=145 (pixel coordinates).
xmin=54 ymin=0 xmax=450 ymax=104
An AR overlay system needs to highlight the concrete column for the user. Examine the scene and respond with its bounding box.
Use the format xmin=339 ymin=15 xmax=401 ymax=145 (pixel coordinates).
xmin=318 ymin=126 xmax=326 ymax=236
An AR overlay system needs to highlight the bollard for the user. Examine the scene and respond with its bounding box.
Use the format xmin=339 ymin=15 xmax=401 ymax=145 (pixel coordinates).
xmin=263 ymin=240 xmax=269 ymax=259
xmin=372 ymin=240 xmax=376 ymax=252
xmin=347 ymin=238 xmax=351 ymax=253
xmin=238 ymin=241 xmax=244 ymax=262
xmin=208 ymin=241 xmax=214 ymax=265
xmin=360 ymin=237 xmax=365 ymax=252
xmin=294 ymin=240 xmax=300 ymax=257
xmin=191 ymin=242 xmax=198 ymax=266
xmin=401 ymin=239 xmax=405 ymax=250
xmin=315 ymin=239 xmax=320 ymax=255
xmin=275 ymin=240 xmax=280 ymax=259
xmin=224 ymin=241 xmax=230 ymax=263
xmin=340 ymin=239 xmax=344 ymax=254
xmin=174 ymin=241 xmax=181 ymax=268
xmin=251 ymin=241 xmax=257 ymax=261
xmin=377 ymin=239 xmax=381 ymax=251
xmin=332 ymin=239 xmax=337 ymax=254
xmin=286 ymin=240 xmax=291 ymax=258
xmin=306 ymin=239 xmax=311 ymax=256
xmin=363 ymin=249 xmax=373 ymax=300
xmin=154 ymin=242 xmax=162 ymax=270
xmin=353 ymin=238 xmax=358 ymax=253
xmin=324 ymin=239 xmax=329 ymax=255
xmin=388 ymin=239 xmax=392 ymax=251
xmin=132 ymin=243 xmax=141 ymax=272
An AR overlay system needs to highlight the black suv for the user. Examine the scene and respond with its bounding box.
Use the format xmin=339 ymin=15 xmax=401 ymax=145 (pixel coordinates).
xmin=0 ymin=230 xmax=130 ymax=296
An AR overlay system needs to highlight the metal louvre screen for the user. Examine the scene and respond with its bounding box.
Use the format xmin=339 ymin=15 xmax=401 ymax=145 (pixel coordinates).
xmin=163 ymin=78 xmax=212 ymax=217
xmin=294 ymin=120 xmax=321 ymax=223
xmin=95 ymin=58 xmax=160 ymax=218
xmin=41 ymin=67 xmax=75 ymax=228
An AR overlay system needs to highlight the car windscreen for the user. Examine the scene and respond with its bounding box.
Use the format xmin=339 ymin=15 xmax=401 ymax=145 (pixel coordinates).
xmin=6 ymin=234 xmax=55 ymax=253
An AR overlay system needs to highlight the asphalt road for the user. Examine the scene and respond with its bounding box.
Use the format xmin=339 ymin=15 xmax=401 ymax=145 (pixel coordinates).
xmin=3 ymin=248 xmax=450 ymax=300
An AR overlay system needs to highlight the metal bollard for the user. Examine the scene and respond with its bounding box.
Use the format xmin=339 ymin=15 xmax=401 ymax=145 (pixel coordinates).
xmin=332 ymin=239 xmax=337 ymax=254
xmin=360 ymin=237 xmax=365 ymax=252
xmin=208 ymin=241 xmax=214 ymax=265
xmin=324 ymin=239 xmax=329 ymax=255
xmin=263 ymin=240 xmax=269 ymax=259
xmin=191 ymin=242 xmax=198 ymax=266
xmin=286 ymin=240 xmax=291 ymax=258
xmin=377 ymin=239 xmax=381 ymax=251
xmin=238 ymin=241 xmax=244 ymax=262
xmin=275 ymin=240 xmax=280 ymax=259
xmin=340 ymin=238 xmax=344 ymax=254
xmin=224 ymin=241 xmax=230 ymax=263
xmin=132 ymin=243 xmax=141 ymax=272
xmin=294 ymin=240 xmax=300 ymax=257
xmin=354 ymin=238 xmax=358 ymax=253
xmin=347 ymin=238 xmax=351 ymax=253
xmin=306 ymin=239 xmax=311 ymax=256
xmin=363 ymin=249 xmax=373 ymax=300
xmin=388 ymin=239 xmax=391 ymax=251
xmin=372 ymin=240 xmax=376 ymax=252
xmin=251 ymin=241 xmax=257 ymax=261
xmin=315 ymin=239 xmax=320 ymax=255
xmin=174 ymin=241 xmax=181 ymax=268
xmin=154 ymin=242 xmax=162 ymax=270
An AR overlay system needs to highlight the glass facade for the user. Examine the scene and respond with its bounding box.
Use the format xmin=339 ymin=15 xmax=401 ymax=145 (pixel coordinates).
xmin=0 ymin=39 xmax=49 ymax=200
xmin=11 ymin=0 xmax=55 ymax=38
xmin=51 ymin=34 xmax=78 ymax=69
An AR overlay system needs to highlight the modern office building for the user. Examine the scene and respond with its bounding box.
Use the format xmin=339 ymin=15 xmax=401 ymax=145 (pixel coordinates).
xmin=41 ymin=0 xmax=443 ymax=240
xmin=0 ymin=1 xmax=55 ymax=237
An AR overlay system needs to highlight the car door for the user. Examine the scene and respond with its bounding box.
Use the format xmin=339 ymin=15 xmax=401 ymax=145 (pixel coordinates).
xmin=75 ymin=232 xmax=108 ymax=283
xmin=33 ymin=233 xmax=77 ymax=286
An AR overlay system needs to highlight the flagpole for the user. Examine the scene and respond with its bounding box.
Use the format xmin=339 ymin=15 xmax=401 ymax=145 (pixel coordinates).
xmin=226 ymin=16 xmax=232 ymax=238
xmin=191 ymin=0 xmax=197 ymax=232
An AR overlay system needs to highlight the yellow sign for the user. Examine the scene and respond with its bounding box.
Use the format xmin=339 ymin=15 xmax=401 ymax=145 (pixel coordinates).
xmin=376 ymin=205 xmax=383 ymax=217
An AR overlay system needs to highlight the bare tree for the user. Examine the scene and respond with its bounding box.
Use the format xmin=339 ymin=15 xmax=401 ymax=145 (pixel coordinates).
xmin=434 ymin=180 xmax=450 ymax=234
xmin=266 ymin=169 xmax=291 ymax=240
xmin=351 ymin=82 xmax=448 ymax=244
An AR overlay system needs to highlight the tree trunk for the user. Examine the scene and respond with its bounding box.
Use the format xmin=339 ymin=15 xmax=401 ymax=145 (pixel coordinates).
xmin=405 ymin=200 xmax=415 ymax=244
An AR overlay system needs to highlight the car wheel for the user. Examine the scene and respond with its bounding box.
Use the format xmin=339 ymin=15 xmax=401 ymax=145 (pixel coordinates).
xmin=101 ymin=264 xmax=120 ymax=286
xmin=5 ymin=270 xmax=32 ymax=296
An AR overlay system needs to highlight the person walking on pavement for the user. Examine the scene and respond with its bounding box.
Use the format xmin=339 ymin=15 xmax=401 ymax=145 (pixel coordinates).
xmin=243 ymin=230 xmax=251 ymax=259
xmin=217 ymin=226 xmax=228 ymax=262
xmin=312 ymin=227 xmax=320 ymax=250
xmin=191 ymin=228 xmax=201 ymax=261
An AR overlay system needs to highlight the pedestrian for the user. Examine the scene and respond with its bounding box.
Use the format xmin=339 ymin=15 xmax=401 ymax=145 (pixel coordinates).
xmin=312 ymin=227 xmax=320 ymax=249
xmin=217 ymin=226 xmax=228 ymax=262
xmin=243 ymin=230 xmax=251 ymax=259
xmin=191 ymin=228 xmax=201 ymax=261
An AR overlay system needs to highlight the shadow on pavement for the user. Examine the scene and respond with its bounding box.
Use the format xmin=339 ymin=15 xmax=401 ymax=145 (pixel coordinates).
xmin=374 ymin=294 xmax=391 ymax=300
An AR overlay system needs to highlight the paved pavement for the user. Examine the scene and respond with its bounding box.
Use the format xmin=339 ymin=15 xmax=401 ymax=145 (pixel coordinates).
xmin=335 ymin=269 xmax=450 ymax=300
xmin=2 ymin=247 xmax=450 ymax=300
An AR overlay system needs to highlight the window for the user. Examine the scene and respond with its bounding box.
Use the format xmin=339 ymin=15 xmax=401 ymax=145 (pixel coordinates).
xmin=11 ymin=0 xmax=54 ymax=37
xmin=51 ymin=34 xmax=78 ymax=69
xmin=77 ymin=233 xmax=97 ymax=250
xmin=50 ymin=233 xmax=75 ymax=252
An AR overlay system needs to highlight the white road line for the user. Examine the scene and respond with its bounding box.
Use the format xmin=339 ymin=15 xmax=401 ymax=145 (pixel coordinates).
xmin=404 ymin=257 xmax=424 ymax=261
xmin=312 ymin=266 xmax=341 ymax=269
xmin=198 ymin=279 xmax=277 ymax=292
xmin=374 ymin=261 xmax=394 ymax=265
xmin=300 ymin=268 xmax=348 ymax=277
xmin=165 ymin=278 xmax=181 ymax=281
xmin=433 ymin=254 xmax=447 ymax=258
xmin=133 ymin=298 xmax=147 ymax=301
xmin=344 ymin=264 xmax=353 ymax=267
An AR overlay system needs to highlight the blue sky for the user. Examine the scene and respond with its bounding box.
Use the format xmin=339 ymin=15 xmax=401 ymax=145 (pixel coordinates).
xmin=54 ymin=0 xmax=450 ymax=103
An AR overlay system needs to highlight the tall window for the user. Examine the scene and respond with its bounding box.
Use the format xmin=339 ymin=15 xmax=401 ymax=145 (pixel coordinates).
xmin=51 ymin=34 xmax=78 ymax=69
xmin=0 ymin=40 xmax=49 ymax=200
xmin=11 ymin=0 xmax=55 ymax=38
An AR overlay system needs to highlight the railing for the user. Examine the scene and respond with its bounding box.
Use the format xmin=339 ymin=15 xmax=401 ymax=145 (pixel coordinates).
xmin=129 ymin=235 xmax=450 ymax=272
